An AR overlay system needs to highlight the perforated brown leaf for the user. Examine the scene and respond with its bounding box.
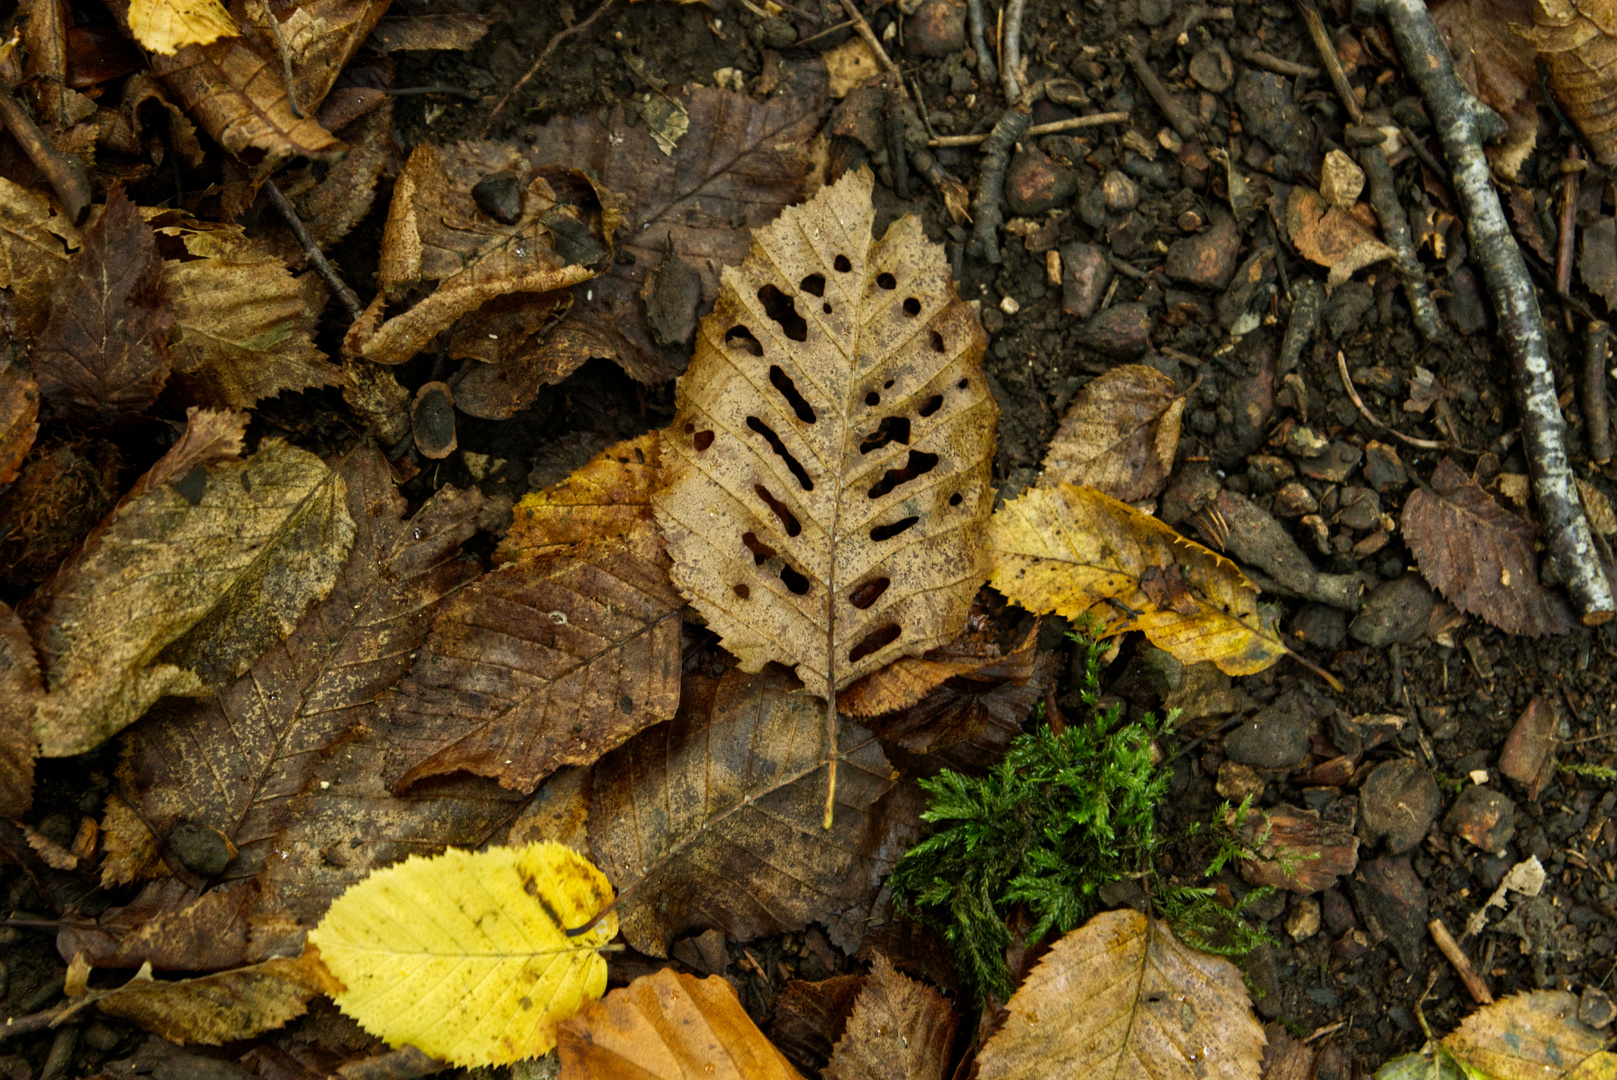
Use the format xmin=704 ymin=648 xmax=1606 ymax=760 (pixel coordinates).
xmin=1038 ymin=365 xmax=1184 ymax=502
xmin=34 ymin=188 xmax=173 ymax=425
xmin=380 ymin=529 xmax=683 ymax=795
xmin=588 ymin=667 xmax=915 ymax=958
xmin=653 ymin=167 xmax=998 ymax=704
xmin=825 ymin=955 xmax=957 ymax=1080
xmin=498 ymin=433 xmax=661 ymax=563
xmin=1402 ymin=457 xmax=1579 ymax=636
xmin=1521 ymin=0 xmax=1617 ymax=166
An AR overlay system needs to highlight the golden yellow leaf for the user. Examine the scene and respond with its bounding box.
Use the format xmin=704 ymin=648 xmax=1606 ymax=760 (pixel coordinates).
xmin=498 ymin=433 xmax=662 ymax=563
xmin=1442 ymin=991 xmax=1614 ymax=1080
xmin=989 ymin=483 xmax=1287 ymax=676
xmin=127 ymin=0 xmax=239 ymax=54
xmin=976 ymin=909 xmax=1265 ymax=1080
xmin=310 ymin=841 xmax=619 ymax=1068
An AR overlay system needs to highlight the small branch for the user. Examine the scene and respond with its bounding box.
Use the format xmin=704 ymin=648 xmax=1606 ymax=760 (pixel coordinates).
xmin=1557 ymin=145 xmax=1582 ymax=297
xmin=1000 ymin=0 xmax=1027 ymax=103
xmin=1359 ymin=143 xmax=1441 ymax=339
xmin=384 ymin=85 xmax=483 ymax=101
xmin=1297 ymin=0 xmax=1363 ymax=125
xmin=1123 ymin=46 xmax=1199 ymax=141
xmin=263 ymin=178 xmax=363 ymax=320
xmin=1278 ymin=278 xmax=1323 ymax=374
xmin=927 ymin=111 xmax=1130 ymax=146
xmin=887 ymin=86 xmax=912 ymax=198
xmin=1241 ymin=48 xmax=1321 ymax=79
xmin=485 ymin=0 xmax=616 ymax=130
xmin=1373 ymin=0 xmax=1615 ymax=624
xmin=1429 ymin=918 xmax=1493 ymax=1004
xmin=822 ymin=695 xmax=838 ymax=830
xmin=967 ymin=88 xmax=1040 ymax=262
xmin=1586 ymin=319 xmax=1612 ymax=465
xmin=1338 ymin=351 xmax=1445 ymax=449
xmin=910 ymin=148 xmax=971 ymax=223
xmin=966 ymin=0 xmax=999 ymax=84
xmin=261 ymin=3 xmax=304 ymax=119
xmin=0 ymin=86 xmax=89 ymax=225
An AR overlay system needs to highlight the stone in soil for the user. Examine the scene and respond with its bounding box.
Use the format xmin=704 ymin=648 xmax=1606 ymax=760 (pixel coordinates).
xmin=1059 ymin=242 xmax=1112 ymax=319
xmin=1224 ymin=694 xmax=1311 ymax=769
xmin=1233 ymin=70 xmax=1313 ymax=175
xmin=1189 ymin=44 xmax=1235 ymax=92
xmin=1351 ymin=854 xmax=1429 ymax=972
xmin=1273 ymin=481 xmax=1318 ymax=517
xmin=1319 ymin=149 xmax=1365 ymax=209
xmin=1580 ymin=986 xmax=1615 ymax=1029
xmin=1005 ymin=147 xmax=1075 ymax=216
xmin=1320 ymin=886 xmax=1357 ymax=935
xmin=1072 ymin=302 xmax=1153 ymax=358
xmin=1246 ymin=945 xmax=1284 ymax=1020
xmin=1217 ymin=760 xmax=1266 ymax=802
xmin=1349 ymin=574 xmax=1434 ymax=647
xmin=1298 ymin=441 xmax=1362 ymax=482
xmin=1363 ymin=441 xmax=1408 ymax=492
xmin=1286 ymin=896 xmax=1321 ymax=941
xmin=906 ymin=0 xmax=967 ymax=56
xmin=1445 ymin=785 xmax=1518 ymax=853
xmin=1292 ymin=603 xmax=1347 ymax=650
xmin=1358 ymin=758 xmax=1441 ymax=855
xmin=1498 ymin=696 xmax=1557 ymax=799
xmin=1446 ymin=266 xmax=1489 ymax=334
xmin=1335 ymin=487 xmax=1380 ymax=531
xmin=1165 ymin=209 xmax=1240 ymax=290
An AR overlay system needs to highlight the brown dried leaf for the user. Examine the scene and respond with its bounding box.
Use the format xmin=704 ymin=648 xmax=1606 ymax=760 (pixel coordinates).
xmin=1522 ymin=0 xmax=1617 ymax=166
xmin=825 ymin=955 xmax=957 ymax=1080
xmin=149 ymin=210 xmax=340 ymax=407
xmin=0 ymin=175 xmax=79 ymax=337
xmin=498 ymin=433 xmax=662 ymax=562
xmin=836 ymin=634 xmax=1002 ymax=718
xmin=117 ymin=445 xmax=483 ymax=887
xmin=32 ymin=411 xmax=357 ymax=757
xmin=770 ymin=976 xmax=868 ymax=1077
xmin=1234 ymin=803 xmax=1360 ymax=894
xmin=589 ymin=667 xmax=914 ymax=957
xmin=1434 ymin=0 xmax=1540 ymax=176
xmin=654 ymin=167 xmax=998 ymax=700
xmin=86 ymin=950 xmax=342 ymax=1044
xmin=1402 ymin=457 xmax=1580 ymax=636
xmin=343 ymin=142 xmax=607 ymax=369
xmin=1038 ymin=364 xmax=1184 ymax=502
xmin=57 ymin=879 xmax=264 ymax=970
xmin=0 ymin=359 xmax=39 ymax=487
xmin=557 ymin=969 xmax=804 ymax=1080
xmin=34 ymin=188 xmax=173 ymax=424
xmin=281 ymin=96 xmax=393 ymax=255
xmin=975 ymin=909 xmax=1265 ymax=1080
xmin=1285 ymin=186 xmax=1384 ymax=269
xmin=1580 ymin=215 xmax=1617 ymax=308
xmin=0 ymin=602 xmax=39 ymax=819
xmin=526 ymin=78 xmax=830 ymax=381
xmin=379 ymin=531 xmax=683 ymax=794
xmin=369 ymin=13 xmax=492 ymax=51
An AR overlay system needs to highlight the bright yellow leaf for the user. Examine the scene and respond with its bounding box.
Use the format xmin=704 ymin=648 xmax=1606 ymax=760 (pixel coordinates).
xmin=989 ymin=483 xmax=1287 ymax=677
xmin=309 ymin=841 xmax=619 ymax=1067
xmin=127 ymin=0 xmax=239 ymax=55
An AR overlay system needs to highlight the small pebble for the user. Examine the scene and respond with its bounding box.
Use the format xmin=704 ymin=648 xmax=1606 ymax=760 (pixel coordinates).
xmin=906 ymin=0 xmax=967 ymax=56
xmin=471 ymin=173 xmax=522 ymax=225
xmin=1005 ymin=148 xmax=1075 ymax=215
xmin=1320 ymin=149 xmax=1366 ymax=209
xmin=1102 ymin=169 xmax=1139 ymax=212
xmin=1285 ymin=897 xmax=1321 ymax=942
xmin=1188 ymin=44 xmax=1235 ymax=93
xmin=1580 ymin=986 xmax=1615 ymax=1029
xmin=1445 ymin=785 xmax=1518 ymax=854
xmin=1058 ymin=242 xmax=1112 ymax=319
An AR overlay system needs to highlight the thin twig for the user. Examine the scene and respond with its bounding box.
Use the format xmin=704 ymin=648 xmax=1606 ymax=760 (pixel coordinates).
xmin=1296 ymin=0 xmax=1363 ymax=124
xmin=1338 ymin=351 xmax=1445 ymax=449
xmin=262 ymin=3 xmax=304 ymax=119
xmin=486 ymin=0 xmax=616 ymax=129
xmin=385 ymin=85 xmax=483 ymax=101
xmin=794 ymin=18 xmax=855 ymax=50
xmin=263 ymin=178 xmax=364 ymax=320
xmin=927 ymin=110 xmax=1130 ymax=145
xmin=838 ymin=0 xmax=902 ymax=78
xmin=1360 ymin=143 xmax=1441 ymax=339
xmin=1123 ymin=46 xmax=1199 ymax=140
xmin=0 ymin=86 xmax=89 ymax=225
xmin=1241 ymin=48 xmax=1321 ymax=78
xmin=966 ymin=0 xmax=998 ymax=83
xmin=968 ymin=82 xmax=1045 ymax=262
xmin=1000 ymin=0 xmax=1026 ymax=103
xmin=1429 ymin=918 xmax=1493 ymax=1004
xmin=1557 ymin=145 xmax=1582 ymax=297
xmin=1586 ymin=319 xmax=1612 ymax=465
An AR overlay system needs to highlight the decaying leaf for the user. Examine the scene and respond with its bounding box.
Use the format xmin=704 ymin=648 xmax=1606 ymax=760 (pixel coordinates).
xmin=34 ymin=188 xmax=173 ymax=424
xmin=653 ymin=167 xmax=998 ymax=701
xmin=281 ymin=94 xmax=394 ymax=255
xmin=1435 ymin=0 xmax=1541 ymax=178
xmin=1402 ymin=458 xmax=1579 ymax=636
xmin=310 ymin=842 xmax=619 ymax=1067
xmin=825 ymin=955 xmax=957 ymax=1080
xmin=1521 ymin=0 xmax=1617 ymax=167
xmin=1285 ymin=186 xmax=1393 ymax=286
xmin=0 ymin=359 xmax=39 ymax=487
xmin=498 ymin=433 xmax=661 ymax=562
xmin=116 ymin=446 xmax=482 ymax=885
xmin=1442 ymin=990 xmax=1616 ymax=1080
xmin=1581 ymin=216 xmax=1617 ymax=309
xmin=0 ymin=603 xmax=39 ymax=819
xmin=975 ymin=909 xmax=1266 ymax=1080
xmin=32 ymin=410 xmax=357 ymax=757
xmin=0 ymin=176 xmax=79 ymax=338
xmin=127 ymin=0 xmax=237 ymax=53
xmin=557 ymin=969 xmax=804 ymax=1080
xmin=343 ymin=142 xmax=609 ymax=370
xmin=990 ymin=483 xmax=1288 ymax=676
xmin=526 ymin=78 xmax=830 ymax=381
xmin=380 ymin=530 xmax=682 ymax=795
xmin=590 ymin=668 xmax=912 ymax=957
xmin=837 ymin=625 xmax=1008 ymax=718
xmin=369 ymin=13 xmax=493 ymax=51
xmin=1037 ymin=364 xmax=1184 ymax=502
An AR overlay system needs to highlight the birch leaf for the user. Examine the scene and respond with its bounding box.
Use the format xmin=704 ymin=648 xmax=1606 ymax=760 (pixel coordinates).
xmin=309 ymin=841 xmax=618 ymax=1068
xmin=1441 ymin=990 xmax=1616 ymax=1080
xmin=653 ymin=167 xmax=998 ymax=702
xmin=1038 ymin=364 xmax=1184 ymax=501
xmin=989 ymin=483 xmax=1287 ymax=676
xmin=825 ymin=955 xmax=957 ymax=1080
xmin=127 ymin=0 xmax=238 ymax=54
xmin=85 ymin=950 xmax=340 ymax=1044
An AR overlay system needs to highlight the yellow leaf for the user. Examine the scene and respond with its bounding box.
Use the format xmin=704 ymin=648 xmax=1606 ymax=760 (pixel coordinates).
xmin=127 ymin=0 xmax=239 ymax=54
xmin=310 ymin=841 xmax=619 ymax=1068
xmin=498 ymin=432 xmax=663 ymax=562
xmin=989 ymin=483 xmax=1287 ymax=676
xmin=1441 ymin=991 xmax=1614 ymax=1080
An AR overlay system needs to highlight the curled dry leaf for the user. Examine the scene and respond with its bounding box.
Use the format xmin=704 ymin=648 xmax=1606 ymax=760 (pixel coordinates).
xmin=589 ymin=668 xmax=912 ymax=958
xmin=34 ymin=188 xmax=173 ymax=424
xmin=498 ymin=432 xmax=661 ymax=562
xmin=976 ymin=909 xmax=1266 ymax=1080
xmin=1037 ymin=364 xmax=1184 ymax=502
xmin=126 ymin=0 xmax=238 ymax=53
xmin=0 ymin=175 xmax=79 ymax=338
xmin=0 ymin=359 xmax=39 ymax=487
xmin=557 ymin=969 xmax=804 ymax=1080
xmin=1285 ymin=186 xmax=1393 ymax=286
xmin=990 ymin=483 xmax=1288 ymax=677
xmin=310 ymin=843 xmax=618 ymax=1067
xmin=653 ymin=167 xmax=998 ymax=702
xmin=32 ymin=410 xmax=357 ymax=757
xmin=825 ymin=954 xmax=957 ymax=1080
xmin=1402 ymin=458 xmax=1579 ymax=636
xmin=0 ymin=602 xmax=39 ymax=818
xmin=526 ymin=78 xmax=830 ymax=382
xmin=1521 ymin=0 xmax=1617 ymax=166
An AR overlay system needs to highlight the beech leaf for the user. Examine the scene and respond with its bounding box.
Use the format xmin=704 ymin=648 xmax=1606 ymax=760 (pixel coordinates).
xmin=975 ymin=909 xmax=1266 ymax=1080
xmin=990 ymin=483 xmax=1288 ymax=676
xmin=0 ymin=602 xmax=40 ymax=819
xmin=1518 ymin=0 xmax=1617 ymax=167
xmin=825 ymin=955 xmax=957 ymax=1080
xmin=653 ymin=166 xmax=998 ymax=702
xmin=310 ymin=842 xmax=618 ymax=1067
xmin=1038 ymin=364 xmax=1184 ymax=502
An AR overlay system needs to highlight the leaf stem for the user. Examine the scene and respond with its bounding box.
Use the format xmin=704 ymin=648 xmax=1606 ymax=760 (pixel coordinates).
xmin=823 ymin=695 xmax=838 ymax=830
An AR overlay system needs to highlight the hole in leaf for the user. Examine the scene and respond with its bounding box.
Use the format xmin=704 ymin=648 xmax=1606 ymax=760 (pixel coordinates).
xmin=768 ymin=365 xmax=817 ymax=424
xmin=725 ymin=325 xmax=764 ymax=356
xmin=754 ymin=483 xmax=802 ymax=537
xmin=931 ymin=331 xmax=945 ymax=353
xmin=693 ymin=430 xmax=715 ymax=451
xmin=780 ymin=563 xmax=811 ymax=594
xmin=849 ymin=577 xmax=891 ymax=609
xmin=860 ymin=416 xmax=911 ymax=455
xmin=949 ymin=492 xmax=963 ymax=506
xmin=919 ymin=394 xmax=944 ymax=417
xmin=869 ymin=516 xmax=920 ymax=541
xmin=902 ymin=297 xmax=921 ymax=317
xmin=799 ymin=273 xmax=826 ymax=297
xmin=869 ymin=450 xmax=939 ymax=498
xmin=876 ymin=272 xmax=896 ymax=290
xmin=849 ymin=624 xmax=901 ymax=662
xmin=834 ymin=254 xmax=852 ymax=272
xmin=884 ymin=379 xmax=894 ymax=389
xmin=734 ymin=583 xmax=750 ymax=599
xmin=865 ymin=391 xmax=880 ymax=407
xmin=958 ymin=378 xmax=969 ymax=389
xmin=757 ymin=284 xmax=808 ymax=341
xmin=683 ymin=422 xmax=694 ymax=433
xmin=746 ymin=417 xmax=814 ymax=491
xmin=823 ymin=302 xmax=832 ymax=314
xmin=741 ymin=532 xmax=776 ymax=565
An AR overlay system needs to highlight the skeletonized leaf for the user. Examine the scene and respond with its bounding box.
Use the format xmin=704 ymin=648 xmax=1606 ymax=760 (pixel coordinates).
xmin=0 ymin=176 xmax=79 ymax=337
xmin=0 ymin=358 xmax=39 ymax=487
xmin=557 ymin=969 xmax=804 ymax=1080
xmin=1402 ymin=458 xmax=1579 ymax=636
xmin=34 ymin=188 xmax=173 ymax=424
xmin=825 ymin=955 xmax=957 ymax=1080
xmin=0 ymin=602 xmax=39 ymax=818
xmin=380 ymin=530 xmax=683 ymax=794
xmin=589 ymin=668 xmax=912 ymax=957
xmin=1038 ymin=364 xmax=1184 ymax=502
xmin=32 ymin=411 xmax=357 ymax=757
xmin=990 ymin=483 xmax=1288 ymax=676
xmin=310 ymin=842 xmax=619 ymax=1068
xmin=127 ymin=0 xmax=238 ymax=53
xmin=976 ymin=909 xmax=1265 ymax=1080
xmin=116 ymin=445 xmax=483 ymax=887
xmin=498 ymin=433 xmax=661 ymax=562
xmin=84 ymin=950 xmax=340 ymax=1044
xmin=653 ymin=167 xmax=998 ymax=701
xmin=1442 ymin=991 xmax=1616 ymax=1080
